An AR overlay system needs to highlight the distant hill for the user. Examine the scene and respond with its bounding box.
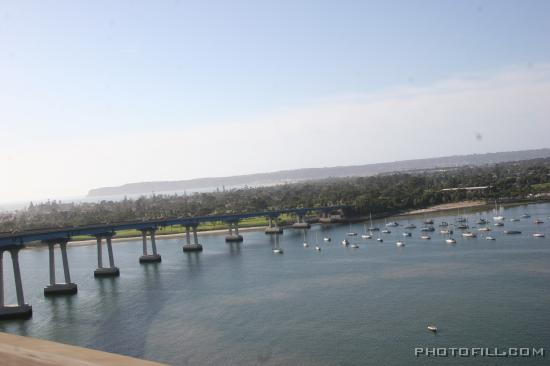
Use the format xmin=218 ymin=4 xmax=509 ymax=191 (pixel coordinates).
xmin=87 ymin=148 xmax=550 ymax=197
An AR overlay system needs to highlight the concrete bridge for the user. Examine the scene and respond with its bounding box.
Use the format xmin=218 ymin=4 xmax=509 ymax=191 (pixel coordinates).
xmin=0 ymin=206 xmax=347 ymax=320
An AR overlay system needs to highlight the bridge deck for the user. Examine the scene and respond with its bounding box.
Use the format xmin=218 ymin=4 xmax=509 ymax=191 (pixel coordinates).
xmin=0 ymin=206 xmax=348 ymax=247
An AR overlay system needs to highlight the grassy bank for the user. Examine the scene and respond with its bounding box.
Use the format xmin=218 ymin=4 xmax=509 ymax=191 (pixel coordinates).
xmin=70 ymin=214 xmax=297 ymax=241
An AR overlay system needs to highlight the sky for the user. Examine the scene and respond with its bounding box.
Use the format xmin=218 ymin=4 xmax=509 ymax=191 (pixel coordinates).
xmin=1 ymin=0 xmax=550 ymax=203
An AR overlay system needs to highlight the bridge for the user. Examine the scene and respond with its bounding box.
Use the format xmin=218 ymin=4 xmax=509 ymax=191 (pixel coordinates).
xmin=0 ymin=206 xmax=347 ymax=320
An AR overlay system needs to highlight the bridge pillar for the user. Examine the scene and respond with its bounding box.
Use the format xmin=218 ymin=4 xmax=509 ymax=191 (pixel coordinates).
xmin=43 ymin=240 xmax=77 ymax=296
xmin=319 ymin=211 xmax=333 ymax=224
xmin=292 ymin=213 xmax=311 ymax=229
xmin=139 ymin=229 xmax=162 ymax=263
xmin=183 ymin=225 xmax=203 ymax=252
xmin=265 ymin=216 xmax=283 ymax=234
xmin=94 ymin=234 xmax=120 ymax=277
xmin=0 ymin=248 xmax=32 ymax=320
xmin=225 ymin=222 xmax=243 ymax=242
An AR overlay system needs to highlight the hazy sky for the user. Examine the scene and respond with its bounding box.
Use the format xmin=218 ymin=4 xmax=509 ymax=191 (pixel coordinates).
xmin=1 ymin=0 xmax=550 ymax=203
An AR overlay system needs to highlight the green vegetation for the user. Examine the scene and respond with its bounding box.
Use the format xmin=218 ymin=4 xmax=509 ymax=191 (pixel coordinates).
xmin=1 ymin=158 xmax=550 ymax=234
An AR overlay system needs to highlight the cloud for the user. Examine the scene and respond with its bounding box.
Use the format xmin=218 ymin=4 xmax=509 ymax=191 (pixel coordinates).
xmin=1 ymin=64 xmax=550 ymax=202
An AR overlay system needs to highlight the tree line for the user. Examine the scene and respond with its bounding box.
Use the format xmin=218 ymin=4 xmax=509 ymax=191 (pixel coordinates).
xmin=1 ymin=157 xmax=550 ymax=233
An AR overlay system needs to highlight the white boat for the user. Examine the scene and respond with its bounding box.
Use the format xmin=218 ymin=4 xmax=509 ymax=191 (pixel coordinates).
xmin=493 ymin=200 xmax=504 ymax=221
xmin=315 ymin=246 xmax=321 ymax=251
xmin=323 ymin=237 xmax=331 ymax=242
xmin=396 ymin=241 xmax=405 ymax=247
xmin=485 ymin=236 xmax=496 ymax=241
xmin=382 ymin=229 xmax=391 ymax=234
xmin=521 ymin=214 xmax=531 ymax=218
xmin=376 ymin=238 xmax=383 ymax=242
xmin=440 ymin=229 xmax=453 ymax=235
xmin=273 ymin=248 xmax=284 ymax=254
xmin=427 ymin=325 xmax=437 ymax=333
xmin=420 ymin=235 xmax=431 ymax=240
xmin=402 ymin=232 xmax=412 ymax=237
xmin=478 ymin=227 xmax=491 ymax=232
xmin=462 ymin=232 xmax=477 ymax=238
xmin=533 ymin=233 xmax=545 ymax=238
xmin=494 ymin=222 xmax=504 ymax=227
xmin=386 ymin=221 xmax=399 ymax=227
xmin=346 ymin=223 xmax=357 ymax=236
xmin=509 ymin=218 xmax=520 ymax=222
xmin=303 ymin=242 xmax=309 ymax=247
xmin=341 ymin=239 xmax=349 ymax=246
xmin=446 ymin=238 xmax=456 ymax=244
xmin=534 ymin=219 xmax=544 ymax=224
xmin=350 ymin=244 xmax=359 ymax=249
xmin=361 ymin=234 xmax=372 ymax=239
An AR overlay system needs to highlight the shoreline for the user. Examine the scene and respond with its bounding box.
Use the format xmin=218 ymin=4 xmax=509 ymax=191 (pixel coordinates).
xmin=398 ymin=200 xmax=488 ymax=216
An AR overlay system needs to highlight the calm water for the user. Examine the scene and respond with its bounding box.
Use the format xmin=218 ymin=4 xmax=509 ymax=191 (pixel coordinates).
xmin=1 ymin=203 xmax=550 ymax=365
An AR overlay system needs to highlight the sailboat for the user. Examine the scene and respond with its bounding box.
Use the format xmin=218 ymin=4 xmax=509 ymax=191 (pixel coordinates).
xmin=347 ymin=223 xmax=357 ymax=236
xmin=272 ymin=234 xmax=284 ymax=254
xmin=315 ymin=233 xmax=321 ymax=251
xmin=368 ymin=213 xmax=379 ymax=231
xmin=302 ymin=230 xmax=309 ymax=247
xmin=493 ymin=200 xmax=505 ymax=221
xmin=361 ymin=224 xmax=372 ymax=239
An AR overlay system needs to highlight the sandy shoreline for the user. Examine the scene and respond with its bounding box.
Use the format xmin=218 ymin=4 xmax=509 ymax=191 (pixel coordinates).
xmin=399 ymin=200 xmax=487 ymax=216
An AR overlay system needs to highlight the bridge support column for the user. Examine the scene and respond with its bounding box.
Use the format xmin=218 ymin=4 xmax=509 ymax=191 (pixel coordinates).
xmin=265 ymin=216 xmax=283 ymax=234
xmin=225 ymin=222 xmax=243 ymax=242
xmin=292 ymin=214 xmax=311 ymax=228
xmin=43 ymin=240 xmax=77 ymax=296
xmin=319 ymin=211 xmax=333 ymax=224
xmin=0 ymin=248 xmax=32 ymax=320
xmin=139 ymin=229 xmax=162 ymax=263
xmin=183 ymin=225 xmax=203 ymax=252
xmin=94 ymin=234 xmax=120 ymax=277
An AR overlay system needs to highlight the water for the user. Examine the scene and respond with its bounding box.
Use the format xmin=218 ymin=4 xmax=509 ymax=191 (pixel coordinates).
xmin=1 ymin=203 xmax=550 ymax=365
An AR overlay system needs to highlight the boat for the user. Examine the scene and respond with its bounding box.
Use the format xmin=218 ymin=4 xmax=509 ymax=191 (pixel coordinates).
xmin=521 ymin=214 xmax=531 ymax=218
xmin=427 ymin=325 xmax=437 ymax=333
xmin=367 ymin=213 xmax=379 ymax=231
xmin=402 ymin=232 xmax=412 ymax=237
xmin=341 ymin=239 xmax=350 ymax=246
xmin=485 ymin=236 xmax=496 ymax=241
xmin=347 ymin=223 xmax=357 ymax=236
xmin=273 ymin=235 xmax=283 ymax=253
xmin=493 ymin=200 xmax=505 ymax=221
xmin=477 ymin=218 xmax=488 ymax=225
xmin=323 ymin=237 xmax=331 ymax=242
xmin=396 ymin=241 xmax=405 ymax=247
xmin=420 ymin=235 xmax=431 ymax=240
xmin=446 ymin=238 xmax=456 ymax=244
xmin=350 ymin=243 xmax=359 ymax=249
xmin=386 ymin=221 xmax=399 ymax=227
xmin=424 ymin=219 xmax=434 ymax=225
xmin=302 ymin=231 xmax=309 ymax=247
xmin=361 ymin=234 xmax=372 ymax=239
xmin=439 ymin=221 xmax=449 ymax=227
xmin=440 ymin=229 xmax=453 ymax=235
xmin=376 ymin=238 xmax=383 ymax=242
xmin=462 ymin=232 xmax=477 ymax=238
xmin=509 ymin=218 xmax=520 ymax=222
xmin=457 ymin=224 xmax=469 ymax=229
xmin=382 ymin=229 xmax=391 ymax=234
xmin=494 ymin=222 xmax=504 ymax=227
xmin=420 ymin=226 xmax=435 ymax=232
xmin=534 ymin=219 xmax=544 ymax=224
xmin=404 ymin=223 xmax=416 ymax=229
xmin=315 ymin=245 xmax=321 ymax=251
xmin=477 ymin=227 xmax=491 ymax=232
xmin=314 ymin=233 xmax=321 ymax=251
xmin=533 ymin=233 xmax=545 ymax=238
xmin=504 ymin=230 xmax=521 ymax=235
xmin=303 ymin=242 xmax=309 ymax=247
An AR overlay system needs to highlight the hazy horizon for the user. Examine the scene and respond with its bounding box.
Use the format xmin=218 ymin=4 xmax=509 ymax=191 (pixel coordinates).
xmin=2 ymin=1 xmax=550 ymax=202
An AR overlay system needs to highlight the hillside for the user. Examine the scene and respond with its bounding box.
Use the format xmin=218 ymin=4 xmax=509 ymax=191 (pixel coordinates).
xmin=87 ymin=148 xmax=550 ymax=197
